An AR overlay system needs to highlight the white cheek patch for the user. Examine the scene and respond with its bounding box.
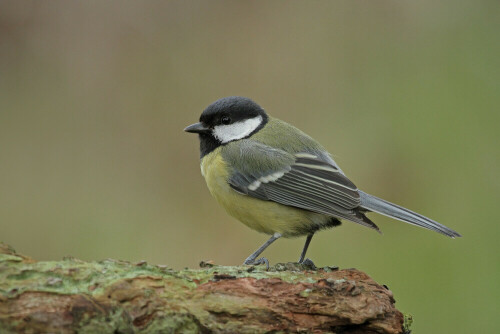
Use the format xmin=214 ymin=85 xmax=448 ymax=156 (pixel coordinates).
xmin=213 ymin=116 xmax=263 ymax=143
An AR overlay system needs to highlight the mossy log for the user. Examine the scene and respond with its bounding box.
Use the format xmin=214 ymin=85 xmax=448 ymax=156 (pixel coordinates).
xmin=0 ymin=243 xmax=408 ymax=333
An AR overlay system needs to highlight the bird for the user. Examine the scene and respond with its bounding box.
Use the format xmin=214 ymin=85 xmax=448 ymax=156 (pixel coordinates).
xmin=184 ymin=96 xmax=461 ymax=268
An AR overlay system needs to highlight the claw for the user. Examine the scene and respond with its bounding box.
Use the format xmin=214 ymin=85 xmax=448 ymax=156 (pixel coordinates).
xmin=244 ymin=257 xmax=270 ymax=270
xmin=299 ymin=258 xmax=317 ymax=270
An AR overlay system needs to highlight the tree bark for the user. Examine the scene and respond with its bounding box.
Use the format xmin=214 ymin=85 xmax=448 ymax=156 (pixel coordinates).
xmin=0 ymin=243 xmax=409 ymax=333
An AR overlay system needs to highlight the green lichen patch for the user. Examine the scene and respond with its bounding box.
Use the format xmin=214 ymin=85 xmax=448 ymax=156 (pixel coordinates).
xmin=403 ymin=313 xmax=413 ymax=334
xmin=0 ymin=254 xmax=23 ymax=263
xmin=0 ymin=257 xmax=186 ymax=299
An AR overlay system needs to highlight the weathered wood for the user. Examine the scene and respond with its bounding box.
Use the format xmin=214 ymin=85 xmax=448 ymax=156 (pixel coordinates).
xmin=0 ymin=243 xmax=408 ymax=333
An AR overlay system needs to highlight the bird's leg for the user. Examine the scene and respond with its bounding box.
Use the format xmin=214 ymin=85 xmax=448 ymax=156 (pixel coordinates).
xmin=298 ymin=233 xmax=315 ymax=267
xmin=244 ymin=232 xmax=281 ymax=269
xmin=298 ymin=233 xmax=313 ymax=263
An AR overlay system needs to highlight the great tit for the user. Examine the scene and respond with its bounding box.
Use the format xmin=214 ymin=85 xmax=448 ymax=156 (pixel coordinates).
xmin=185 ymin=96 xmax=461 ymax=267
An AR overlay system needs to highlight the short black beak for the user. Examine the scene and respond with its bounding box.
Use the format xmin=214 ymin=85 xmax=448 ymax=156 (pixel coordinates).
xmin=184 ymin=122 xmax=210 ymax=134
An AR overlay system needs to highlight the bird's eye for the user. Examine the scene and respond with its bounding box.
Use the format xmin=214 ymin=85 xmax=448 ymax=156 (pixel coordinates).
xmin=221 ymin=116 xmax=231 ymax=125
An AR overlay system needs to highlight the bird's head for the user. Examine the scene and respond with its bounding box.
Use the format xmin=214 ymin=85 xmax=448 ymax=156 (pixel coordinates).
xmin=185 ymin=96 xmax=268 ymax=157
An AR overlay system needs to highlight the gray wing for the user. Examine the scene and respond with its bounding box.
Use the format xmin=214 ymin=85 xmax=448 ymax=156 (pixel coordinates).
xmin=224 ymin=140 xmax=378 ymax=231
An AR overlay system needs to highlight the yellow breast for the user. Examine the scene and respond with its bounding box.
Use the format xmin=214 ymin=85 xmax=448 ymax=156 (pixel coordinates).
xmin=200 ymin=148 xmax=328 ymax=237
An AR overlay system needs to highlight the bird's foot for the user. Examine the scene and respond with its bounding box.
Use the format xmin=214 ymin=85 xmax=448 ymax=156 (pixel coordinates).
xmin=298 ymin=258 xmax=317 ymax=270
xmin=244 ymin=257 xmax=270 ymax=270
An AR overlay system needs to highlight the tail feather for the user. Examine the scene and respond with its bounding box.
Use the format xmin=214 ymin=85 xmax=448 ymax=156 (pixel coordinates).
xmin=359 ymin=191 xmax=461 ymax=238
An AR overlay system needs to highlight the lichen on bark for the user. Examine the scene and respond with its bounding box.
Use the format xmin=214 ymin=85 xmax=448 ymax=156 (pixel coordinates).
xmin=0 ymin=243 xmax=407 ymax=333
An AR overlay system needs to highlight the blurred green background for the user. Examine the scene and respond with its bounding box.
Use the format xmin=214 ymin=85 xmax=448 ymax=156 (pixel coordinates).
xmin=1 ymin=1 xmax=498 ymax=333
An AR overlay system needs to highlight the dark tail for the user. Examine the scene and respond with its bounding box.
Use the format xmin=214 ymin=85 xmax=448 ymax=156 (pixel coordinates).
xmin=359 ymin=191 xmax=461 ymax=238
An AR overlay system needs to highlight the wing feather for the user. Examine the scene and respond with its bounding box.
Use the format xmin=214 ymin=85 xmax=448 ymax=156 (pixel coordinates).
xmin=225 ymin=140 xmax=379 ymax=231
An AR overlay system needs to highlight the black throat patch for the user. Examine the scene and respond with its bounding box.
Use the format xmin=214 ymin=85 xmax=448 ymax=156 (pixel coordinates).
xmin=199 ymin=133 xmax=221 ymax=158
